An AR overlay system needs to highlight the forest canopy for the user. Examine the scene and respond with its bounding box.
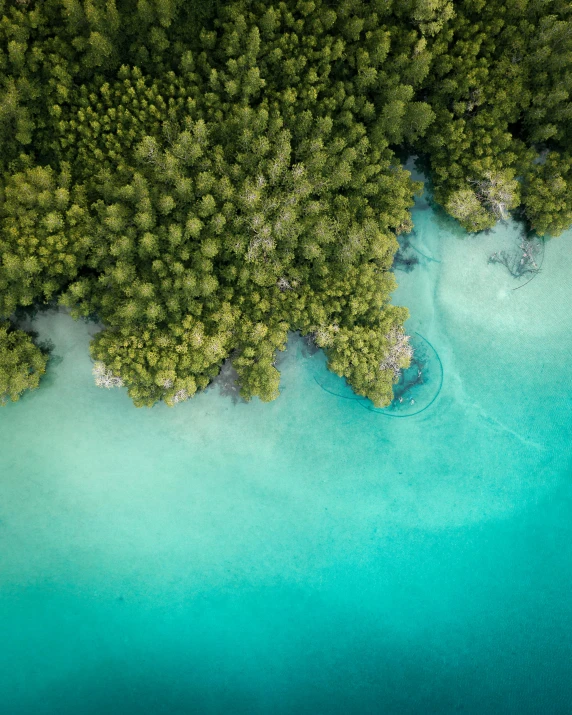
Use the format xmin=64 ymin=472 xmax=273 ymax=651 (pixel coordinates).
xmin=0 ymin=0 xmax=570 ymax=406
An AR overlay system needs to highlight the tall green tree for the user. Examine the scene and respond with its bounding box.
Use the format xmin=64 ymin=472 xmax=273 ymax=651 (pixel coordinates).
xmin=0 ymin=322 xmax=48 ymax=405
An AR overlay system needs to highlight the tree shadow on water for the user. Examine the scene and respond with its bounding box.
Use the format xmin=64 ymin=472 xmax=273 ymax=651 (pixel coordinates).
xmin=207 ymin=360 xmax=245 ymax=404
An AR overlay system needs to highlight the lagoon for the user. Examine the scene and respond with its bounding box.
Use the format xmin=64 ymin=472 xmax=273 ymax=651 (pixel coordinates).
xmin=1 ymin=186 xmax=572 ymax=713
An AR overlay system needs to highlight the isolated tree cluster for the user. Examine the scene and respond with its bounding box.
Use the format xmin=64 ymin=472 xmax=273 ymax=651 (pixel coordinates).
xmin=0 ymin=321 xmax=47 ymax=404
xmin=0 ymin=0 xmax=570 ymax=405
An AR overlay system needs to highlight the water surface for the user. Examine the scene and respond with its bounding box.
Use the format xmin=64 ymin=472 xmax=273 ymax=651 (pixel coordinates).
xmin=1 ymin=191 xmax=571 ymax=714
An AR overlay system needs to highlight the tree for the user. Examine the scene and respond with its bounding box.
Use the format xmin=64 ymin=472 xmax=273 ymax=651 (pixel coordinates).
xmin=0 ymin=322 xmax=48 ymax=404
xmin=0 ymin=0 xmax=571 ymax=410
xmin=0 ymin=163 xmax=94 ymax=316
xmin=522 ymin=153 xmax=572 ymax=236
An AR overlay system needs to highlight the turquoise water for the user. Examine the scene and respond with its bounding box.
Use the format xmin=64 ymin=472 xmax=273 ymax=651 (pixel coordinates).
xmin=1 ymin=187 xmax=572 ymax=713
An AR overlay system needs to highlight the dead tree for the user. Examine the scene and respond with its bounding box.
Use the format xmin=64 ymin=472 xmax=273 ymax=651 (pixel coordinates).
xmin=393 ymin=234 xmax=420 ymax=273
xmin=489 ymin=237 xmax=542 ymax=279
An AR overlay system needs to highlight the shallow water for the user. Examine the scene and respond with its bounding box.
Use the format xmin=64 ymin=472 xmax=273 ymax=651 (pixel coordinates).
xmin=1 ymin=188 xmax=572 ymax=714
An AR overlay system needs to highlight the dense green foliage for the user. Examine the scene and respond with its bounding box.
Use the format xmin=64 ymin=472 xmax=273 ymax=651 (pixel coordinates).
xmin=0 ymin=321 xmax=47 ymax=404
xmin=422 ymin=0 xmax=572 ymax=234
xmin=0 ymin=0 xmax=570 ymax=406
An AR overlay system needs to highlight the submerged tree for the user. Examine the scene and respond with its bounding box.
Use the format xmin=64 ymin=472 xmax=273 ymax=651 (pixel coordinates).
xmin=488 ymin=237 xmax=542 ymax=280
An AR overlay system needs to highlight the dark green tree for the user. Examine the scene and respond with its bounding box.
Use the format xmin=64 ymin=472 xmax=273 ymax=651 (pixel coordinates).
xmin=0 ymin=321 xmax=48 ymax=404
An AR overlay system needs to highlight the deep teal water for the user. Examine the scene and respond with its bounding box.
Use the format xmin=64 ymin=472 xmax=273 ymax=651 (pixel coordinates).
xmin=1 ymin=188 xmax=572 ymax=714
